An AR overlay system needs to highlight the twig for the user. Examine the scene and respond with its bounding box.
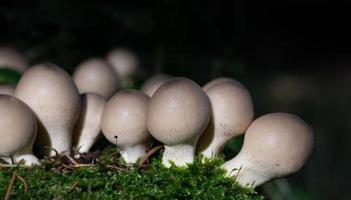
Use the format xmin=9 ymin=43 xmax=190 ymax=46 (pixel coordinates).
xmin=10 ymin=155 xmax=16 ymax=165
xmin=65 ymin=155 xmax=78 ymax=165
xmin=16 ymin=174 xmax=29 ymax=193
xmin=4 ymin=172 xmax=16 ymax=200
xmin=44 ymin=146 xmax=60 ymax=158
xmin=138 ymin=145 xmax=163 ymax=167
xmin=234 ymin=165 xmax=243 ymax=182
xmin=62 ymin=164 xmax=74 ymax=170
xmin=73 ymin=164 xmax=95 ymax=168
xmin=68 ymin=181 xmax=79 ymax=193
xmin=106 ymin=165 xmax=129 ymax=172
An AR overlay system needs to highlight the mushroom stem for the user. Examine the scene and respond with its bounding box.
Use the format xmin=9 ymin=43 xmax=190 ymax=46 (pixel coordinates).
xmin=200 ymin=135 xmax=227 ymax=158
xmin=162 ymin=143 xmax=196 ymax=167
xmin=76 ymin=136 xmax=98 ymax=153
xmin=222 ymin=152 xmax=270 ymax=188
xmin=0 ymin=153 xmax=40 ymax=166
xmin=16 ymin=145 xmax=41 ymax=165
xmin=53 ymin=133 xmax=72 ymax=155
xmin=120 ymin=145 xmax=146 ymax=163
xmin=14 ymin=154 xmax=41 ymax=165
xmin=39 ymin=128 xmax=72 ymax=156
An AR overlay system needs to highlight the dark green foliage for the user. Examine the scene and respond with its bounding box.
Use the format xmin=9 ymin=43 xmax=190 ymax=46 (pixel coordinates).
xmin=0 ymin=68 xmax=21 ymax=84
xmin=0 ymin=147 xmax=263 ymax=200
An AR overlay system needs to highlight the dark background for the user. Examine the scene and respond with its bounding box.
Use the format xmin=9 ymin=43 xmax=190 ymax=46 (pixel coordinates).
xmin=1 ymin=1 xmax=350 ymax=199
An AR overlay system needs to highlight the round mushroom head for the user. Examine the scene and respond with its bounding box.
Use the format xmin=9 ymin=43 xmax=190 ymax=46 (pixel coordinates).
xmin=73 ymin=93 xmax=106 ymax=153
xmin=243 ymin=113 xmax=313 ymax=174
xmin=0 ymin=47 xmax=28 ymax=73
xmin=101 ymin=90 xmax=150 ymax=147
xmin=197 ymin=81 xmax=254 ymax=156
xmin=0 ymin=94 xmax=39 ymax=165
xmin=0 ymin=83 xmax=16 ymax=96
xmin=223 ymin=113 xmax=314 ymax=187
xmin=73 ymin=58 xmax=119 ymax=98
xmin=147 ymin=77 xmax=211 ymax=145
xmin=203 ymin=77 xmax=241 ymax=91
xmin=106 ymin=48 xmax=139 ymax=79
xmin=141 ymin=74 xmax=171 ymax=97
xmin=15 ymin=63 xmax=81 ymax=156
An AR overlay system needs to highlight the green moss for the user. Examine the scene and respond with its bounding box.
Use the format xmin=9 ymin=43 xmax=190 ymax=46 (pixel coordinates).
xmin=0 ymin=146 xmax=263 ymax=200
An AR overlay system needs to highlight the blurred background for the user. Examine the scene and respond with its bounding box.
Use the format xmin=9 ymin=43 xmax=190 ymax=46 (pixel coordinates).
xmin=1 ymin=1 xmax=350 ymax=199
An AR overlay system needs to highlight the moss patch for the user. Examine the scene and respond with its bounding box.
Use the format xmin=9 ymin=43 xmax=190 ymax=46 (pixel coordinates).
xmin=0 ymin=146 xmax=263 ymax=200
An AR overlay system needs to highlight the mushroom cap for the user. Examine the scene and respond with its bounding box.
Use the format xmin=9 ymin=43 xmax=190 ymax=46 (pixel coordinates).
xmin=197 ymin=82 xmax=254 ymax=151
xmin=147 ymin=77 xmax=211 ymax=145
xmin=141 ymin=74 xmax=171 ymax=97
xmin=15 ymin=63 xmax=81 ymax=155
xmin=73 ymin=92 xmax=106 ymax=151
xmin=203 ymin=77 xmax=241 ymax=91
xmin=0 ymin=95 xmax=37 ymax=156
xmin=0 ymin=83 xmax=16 ymax=96
xmin=106 ymin=48 xmax=139 ymax=78
xmin=241 ymin=113 xmax=314 ymax=176
xmin=0 ymin=47 xmax=28 ymax=73
xmin=101 ymin=89 xmax=150 ymax=147
xmin=73 ymin=58 xmax=119 ymax=98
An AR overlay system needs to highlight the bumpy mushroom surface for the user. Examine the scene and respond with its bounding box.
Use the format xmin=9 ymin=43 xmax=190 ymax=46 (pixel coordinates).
xmin=106 ymin=48 xmax=139 ymax=81
xmin=147 ymin=77 xmax=211 ymax=167
xmin=197 ymin=81 xmax=254 ymax=157
xmin=141 ymin=74 xmax=171 ymax=97
xmin=101 ymin=90 xmax=150 ymax=163
xmin=223 ymin=113 xmax=314 ymax=188
xmin=73 ymin=58 xmax=119 ymax=98
xmin=0 ymin=94 xmax=40 ymax=165
xmin=73 ymin=93 xmax=106 ymax=154
xmin=203 ymin=77 xmax=240 ymax=91
xmin=0 ymin=83 xmax=16 ymax=95
xmin=15 ymin=63 xmax=81 ymax=156
xmin=0 ymin=47 xmax=28 ymax=72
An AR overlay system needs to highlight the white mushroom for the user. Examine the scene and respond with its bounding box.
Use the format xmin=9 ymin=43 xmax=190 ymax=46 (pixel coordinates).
xmin=106 ymin=48 xmax=139 ymax=85
xmin=0 ymin=94 xmax=40 ymax=165
xmin=141 ymin=74 xmax=171 ymax=97
xmin=197 ymin=81 xmax=254 ymax=158
xmin=101 ymin=90 xmax=150 ymax=163
xmin=0 ymin=83 xmax=16 ymax=96
xmin=15 ymin=63 xmax=81 ymax=156
xmin=0 ymin=47 xmax=28 ymax=73
xmin=147 ymin=77 xmax=211 ymax=167
xmin=73 ymin=93 xmax=106 ymax=155
xmin=73 ymin=58 xmax=119 ymax=98
xmin=223 ymin=113 xmax=314 ymax=188
xmin=203 ymin=77 xmax=240 ymax=91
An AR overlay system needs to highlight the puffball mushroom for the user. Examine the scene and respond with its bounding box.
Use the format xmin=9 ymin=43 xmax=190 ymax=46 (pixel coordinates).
xmin=203 ymin=77 xmax=240 ymax=91
xmin=101 ymin=90 xmax=150 ymax=163
xmin=197 ymin=81 xmax=254 ymax=157
xmin=106 ymin=48 xmax=139 ymax=83
xmin=147 ymin=77 xmax=211 ymax=167
xmin=73 ymin=58 xmax=119 ymax=98
xmin=223 ymin=113 xmax=314 ymax=188
xmin=15 ymin=63 xmax=81 ymax=156
xmin=0 ymin=83 xmax=16 ymax=95
xmin=0 ymin=94 xmax=40 ymax=165
xmin=141 ymin=74 xmax=171 ymax=97
xmin=73 ymin=93 xmax=106 ymax=154
xmin=0 ymin=47 xmax=28 ymax=73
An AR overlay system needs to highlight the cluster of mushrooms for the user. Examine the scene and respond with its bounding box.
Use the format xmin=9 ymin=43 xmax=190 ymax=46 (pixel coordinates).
xmin=0 ymin=47 xmax=314 ymax=188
